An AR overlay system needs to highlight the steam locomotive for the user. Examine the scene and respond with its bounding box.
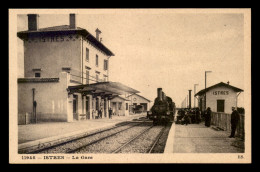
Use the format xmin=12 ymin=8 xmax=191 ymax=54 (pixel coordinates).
xmin=147 ymin=88 xmax=176 ymax=125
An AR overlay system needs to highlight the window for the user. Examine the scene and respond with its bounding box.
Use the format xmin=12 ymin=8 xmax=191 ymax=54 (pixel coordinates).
xmin=96 ymin=55 xmax=98 ymax=66
xmin=35 ymin=73 xmax=41 ymax=77
xmin=126 ymin=103 xmax=128 ymax=110
xmin=86 ymin=48 xmax=89 ymax=61
xmin=104 ymin=60 xmax=108 ymax=70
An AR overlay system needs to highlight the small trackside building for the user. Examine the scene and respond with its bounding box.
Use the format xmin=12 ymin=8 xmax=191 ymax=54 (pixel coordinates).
xmin=127 ymin=93 xmax=151 ymax=113
xmin=194 ymin=82 xmax=243 ymax=114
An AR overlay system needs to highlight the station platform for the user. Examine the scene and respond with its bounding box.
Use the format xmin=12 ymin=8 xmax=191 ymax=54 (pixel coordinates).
xmin=18 ymin=113 xmax=146 ymax=150
xmin=165 ymin=121 xmax=245 ymax=153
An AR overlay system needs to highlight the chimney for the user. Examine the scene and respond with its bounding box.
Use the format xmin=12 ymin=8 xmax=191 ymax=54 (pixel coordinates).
xmin=95 ymin=28 xmax=102 ymax=41
xmin=162 ymin=92 xmax=166 ymax=100
xmin=69 ymin=14 xmax=76 ymax=29
xmin=188 ymin=90 xmax=192 ymax=109
xmin=157 ymin=88 xmax=162 ymax=101
xmin=28 ymin=14 xmax=39 ymax=31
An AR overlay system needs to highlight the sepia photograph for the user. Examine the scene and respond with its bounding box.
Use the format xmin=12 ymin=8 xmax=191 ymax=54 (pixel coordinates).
xmin=9 ymin=8 xmax=251 ymax=163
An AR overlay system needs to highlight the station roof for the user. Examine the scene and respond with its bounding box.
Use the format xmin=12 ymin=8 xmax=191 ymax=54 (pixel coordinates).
xmin=68 ymin=82 xmax=139 ymax=97
xmin=17 ymin=25 xmax=115 ymax=56
xmin=127 ymin=93 xmax=151 ymax=102
xmin=195 ymin=82 xmax=244 ymax=97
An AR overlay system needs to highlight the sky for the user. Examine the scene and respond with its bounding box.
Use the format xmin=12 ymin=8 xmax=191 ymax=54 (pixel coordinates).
xmin=17 ymin=10 xmax=245 ymax=107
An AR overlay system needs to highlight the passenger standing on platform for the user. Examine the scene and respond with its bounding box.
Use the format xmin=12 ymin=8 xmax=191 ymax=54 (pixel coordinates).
xmin=195 ymin=108 xmax=201 ymax=124
xmin=229 ymin=107 xmax=240 ymax=138
xmin=205 ymin=107 xmax=212 ymax=127
xmin=109 ymin=108 xmax=113 ymax=119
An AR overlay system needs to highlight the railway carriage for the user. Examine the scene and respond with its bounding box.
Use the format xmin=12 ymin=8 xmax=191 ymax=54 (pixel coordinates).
xmin=147 ymin=88 xmax=176 ymax=125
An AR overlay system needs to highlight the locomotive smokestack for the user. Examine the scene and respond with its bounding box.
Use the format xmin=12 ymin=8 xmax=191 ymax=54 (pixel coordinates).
xmin=157 ymin=88 xmax=162 ymax=101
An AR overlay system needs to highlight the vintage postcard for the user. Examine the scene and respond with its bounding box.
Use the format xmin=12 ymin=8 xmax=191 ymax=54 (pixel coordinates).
xmin=9 ymin=8 xmax=251 ymax=164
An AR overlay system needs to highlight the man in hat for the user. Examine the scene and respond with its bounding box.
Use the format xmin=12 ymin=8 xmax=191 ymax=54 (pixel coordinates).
xmin=229 ymin=107 xmax=240 ymax=138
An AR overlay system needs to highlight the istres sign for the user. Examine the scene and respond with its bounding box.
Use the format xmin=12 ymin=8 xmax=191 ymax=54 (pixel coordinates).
xmin=212 ymin=91 xmax=229 ymax=95
xmin=28 ymin=35 xmax=79 ymax=43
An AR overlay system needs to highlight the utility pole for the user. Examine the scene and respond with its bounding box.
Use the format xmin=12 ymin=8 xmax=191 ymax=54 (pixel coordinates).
xmin=187 ymin=95 xmax=189 ymax=108
xmin=188 ymin=90 xmax=192 ymax=109
xmin=205 ymin=71 xmax=212 ymax=111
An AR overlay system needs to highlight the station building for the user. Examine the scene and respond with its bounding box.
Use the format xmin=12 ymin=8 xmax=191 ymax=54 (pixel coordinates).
xmin=17 ymin=14 xmax=139 ymax=124
xmin=194 ymin=82 xmax=243 ymax=114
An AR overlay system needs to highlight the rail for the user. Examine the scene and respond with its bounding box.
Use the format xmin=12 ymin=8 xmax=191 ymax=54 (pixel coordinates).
xmin=111 ymin=126 xmax=153 ymax=153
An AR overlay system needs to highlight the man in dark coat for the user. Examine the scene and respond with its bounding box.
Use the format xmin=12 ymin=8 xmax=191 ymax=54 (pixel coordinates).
xmin=195 ymin=108 xmax=201 ymax=124
xmin=205 ymin=107 xmax=211 ymax=127
xmin=98 ymin=109 xmax=102 ymax=119
xmin=229 ymin=107 xmax=240 ymax=138
xmin=183 ymin=111 xmax=190 ymax=125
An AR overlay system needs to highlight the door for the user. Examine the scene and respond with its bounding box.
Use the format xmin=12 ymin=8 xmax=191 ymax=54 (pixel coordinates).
xmin=96 ymin=98 xmax=99 ymax=111
xmin=86 ymin=97 xmax=89 ymax=119
xmin=118 ymin=102 xmax=122 ymax=116
xmin=199 ymin=98 xmax=203 ymax=111
xmin=73 ymin=95 xmax=78 ymax=120
xmin=104 ymin=100 xmax=107 ymax=117
xmin=217 ymin=100 xmax=225 ymax=112
xmin=140 ymin=103 xmax=147 ymax=111
xmin=112 ymin=102 xmax=116 ymax=115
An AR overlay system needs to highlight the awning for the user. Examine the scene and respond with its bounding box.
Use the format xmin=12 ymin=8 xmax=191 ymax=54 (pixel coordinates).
xmin=68 ymin=82 xmax=139 ymax=98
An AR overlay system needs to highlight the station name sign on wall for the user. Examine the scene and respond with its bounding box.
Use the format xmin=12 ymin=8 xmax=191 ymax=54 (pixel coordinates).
xmin=212 ymin=91 xmax=229 ymax=95
xmin=27 ymin=35 xmax=80 ymax=43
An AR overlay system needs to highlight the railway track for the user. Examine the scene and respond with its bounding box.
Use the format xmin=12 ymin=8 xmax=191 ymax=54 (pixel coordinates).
xmin=22 ymin=118 xmax=171 ymax=154
xmin=111 ymin=125 xmax=167 ymax=153
xmin=66 ymin=122 xmax=151 ymax=153
xmin=20 ymin=118 xmax=149 ymax=154
xmin=73 ymin=122 xmax=169 ymax=154
xmin=72 ymin=121 xmax=153 ymax=153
